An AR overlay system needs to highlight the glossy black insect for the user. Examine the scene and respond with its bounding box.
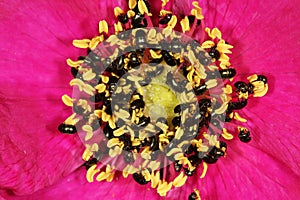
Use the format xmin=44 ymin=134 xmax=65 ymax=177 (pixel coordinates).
xmin=83 ymin=158 xmax=98 ymax=170
xmin=256 ymin=75 xmax=268 ymax=84
xmin=174 ymin=104 xmax=181 ymax=114
xmin=208 ymin=46 xmax=221 ymax=60
xmin=188 ymin=15 xmax=201 ymax=26
xmin=162 ymin=50 xmax=176 ymax=66
xmin=58 ymin=123 xmax=77 ymax=134
xmin=132 ymin=13 xmax=147 ymax=28
xmin=238 ymin=129 xmax=251 ymax=143
xmin=234 ymin=81 xmax=249 ymax=93
xmin=219 ymin=68 xmax=236 ymax=79
xmin=117 ymin=30 xmax=131 ymax=40
xmin=172 ymin=116 xmax=181 ymax=127
xmin=119 ymin=134 xmax=132 ymax=151
xmin=103 ymin=124 xmax=115 ymax=139
xmin=137 ymin=116 xmax=150 ymax=127
xmin=133 ymin=172 xmax=150 ymax=185
xmin=117 ymin=13 xmax=129 ymax=24
xmin=70 ymin=67 xmax=79 ymax=78
xmin=193 ymin=84 xmax=207 ymax=95
xmin=135 ymin=29 xmax=147 ymax=49
xmin=159 ymin=14 xmax=172 ymax=24
xmin=174 ymin=161 xmax=182 ymax=172
xmin=227 ymin=100 xmax=248 ymax=111
xmin=188 ymin=155 xmax=202 ymax=167
xmin=128 ymin=52 xmax=141 ymax=68
xmin=130 ymin=99 xmax=145 ymax=110
xmin=149 ymin=136 xmax=159 ymax=151
xmin=184 ymin=168 xmax=196 ymax=176
xmin=188 ymin=191 xmax=199 ymax=200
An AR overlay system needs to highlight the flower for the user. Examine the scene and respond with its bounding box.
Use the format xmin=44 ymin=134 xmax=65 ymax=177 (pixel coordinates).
xmin=0 ymin=0 xmax=299 ymax=200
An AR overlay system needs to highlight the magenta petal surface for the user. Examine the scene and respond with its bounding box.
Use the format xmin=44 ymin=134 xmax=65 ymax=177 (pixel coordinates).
xmin=0 ymin=0 xmax=125 ymax=195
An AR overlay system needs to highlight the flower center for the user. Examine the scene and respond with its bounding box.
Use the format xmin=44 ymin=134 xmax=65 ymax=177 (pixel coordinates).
xmin=58 ymin=0 xmax=269 ymax=198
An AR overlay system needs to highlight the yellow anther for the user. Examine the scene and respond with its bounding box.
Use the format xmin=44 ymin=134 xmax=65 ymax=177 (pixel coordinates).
xmin=89 ymin=35 xmax=104 ymax=50
xmin=114 ymin=22 xmax=123 ymax=33
xmin=129 ymin=0 xmax=137 ymax=9
xmin=70 ymin=78 xmax=85 ymax=90
xmin=180 ymin=16 xmax=190 ymax=33
xmin=191 ymin=1 xmax=204 ymax=20
xmin=150 ymin=49 xmax=162 ymax=59
xmin=95 ymin=83 xmax=106 ymax=93
xmin=161 ymin=0 xmax=169 ymax=7
xmin=86 ymin=165 xmax=100 ymax=183
xmin=82 ymin=148 xmax=93 ymax=161
xmin=102 ymin=111 xmax=111 ymax=122
xmin=215 ymin=102 xmax=228 ymax=114
xmin=83 ymin=69 xmax=96 ymax=81
xmin=201 ymin=40 xmax=215 ymax=49
xmin=138 ymin=0 xmax=149 ymax=14
xmin=148 ymin=161 xmax=160 ymax=171
xmin=66 ymin=58 xmax=84 ymax=68
xmin=206 ymin=79 xmax=218 ymax=89
xmin=157 ymin=181 xmax=173 ymax=197
xmin=127 ymin=10 xmax=136 ymax=18
xmin=200 ymin=162 xmax=208 ymax=178
xmin=83 ymin=124 xmax=93 ymax=141
xmin=64 ymin=113 xmax=79 ymax=125
xmin=217 ymin=40 xmax=233 ymax=53
xmin=247 ymin=74 xmax=258 ymax=82
xmin=99 ymin=20 xmax=109 ymax=34
xmin=253 ymin=84 xmax=268 ymax=97
xmin=222 ymin=128 xmax=234 ymax=140
xmin=62 ymin=94 xmax=73 ymax=107
xmin=166 ymin=148 xmax=182 ymax=157
xmin=160 ymin=10 xmax=172 ymax=16
xmin=234 ymin=112 xmax=247 ymax=122
xmin=108 ymin=117 xmax=116 ymax=129
xmin=114 ymin=7 xmax=124 ymax=17
xmin=151 ymin=171 xmax=160 ymax=188
xmin=100 ymin=75 xmax=109 ymax=84
xmin=205 ymin=27 xmax=222 ymax=39
xmin=72 ymin=39 xmax=90 ymax=48
xmin=223 ymin=84 xmax=233 ymax=94
xmin=168 ymin=15 xmax=177 ymax=28
xmin=173 ymin=172 xmax=188 ymax=187
xmin=107 ymin=138 xmax=120 ymax=148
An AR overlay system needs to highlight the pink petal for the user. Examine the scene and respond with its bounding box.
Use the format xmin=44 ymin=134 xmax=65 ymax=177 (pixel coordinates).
xmin=0 ymin=0 xmax=125 ymax=195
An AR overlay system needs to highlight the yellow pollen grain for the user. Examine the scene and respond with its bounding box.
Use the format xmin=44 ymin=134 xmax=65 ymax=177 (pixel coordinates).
xmin=214 ymin=102 xmax=228 ymax=114
xmin=83 ymin=83 xmax=96 ymax=96
xmin=70 ymin=78 xmax=85 ymax=91
xmin=173 ymin=172 xmax=188 ymax=187
xmin=160 ymin=10 xmax=172 ymax=16
xmin=62 ymin=94 xmax=73 ymax=107
xmin=86 ymin=165 xmax=100 ymax=183
xmin=253 ymin=84 xmax=268 ymax=97
xmin=96 ymin=171 xmax=110 ymax=182
xmin=222 ymin=128 xmax=234 ymax=140
xmin=150 ymin=49 xmax=162 ymax=59
xmin=168 ymin=15 xmax=177 ymax=28
xmin=166 ymin=148 xmax=181 ymax=157
xmin=142 ymin=169 xmax=152 ymax=181
xmin=113 ymin=126 xmax=125 ymax=137
xmin=247 ymin=74 xmax=258 ymax=82
xmin=201 ymin=40 xmax=215 ymax=49
xmin=83 ymin=69 xmax=96 ymax=81
xmin=72 ymin=39 xmax=90 ymax=48
xmin=157 ymin=181 xmax=173 ymax=197
xmin=82 ymin=124 xmax=93 ymax=141
xmin=99 ymin=20 xmax=109 ymax=34
xmin=108 ymin=117 xmax=116 ymax=129
xmin=82 ymin=148 xmax=93 ymax=161
xmin=151 ymin=171 xmax=160 ymax=188
xmin=161 ymin=0 xmax=169 ymax=7
xmin=129 ymin=0 xmax=137 ymax=9
xmin=106 ymin=172 xmax=115 ymax=182
xmin=95 ymin=83 xmax=106 ymax=93
xmin=234 ymin=112 xmax=247 ymax=122
xmin=191 ymin=1 xmax=204 ymax=20
xmin=200 ymin=162 xmax=208 ymax=178
xmin=64 ymin=113 xmax=79 ymax=125
xmin=101 ymin=75 xmax=109 ymax=84
xmin=206 ymin=79 xmax=218 ymax=89
xmin=114 ymin=22 xmax=123 ymax=33
xmin=138 ymin=0 xmax=149 ymax=14
xmin=127 ymin=10 xmax=136 ymax=18
xmin=180 ymin=16 xmax=190 ymax=33
xmin=66 ymin=58 xmax=83 ymax=68
xmin=107 ymin=138 xmax=120 ymax=148
xmin=148 ymin=161 xmax=160 ymax=171
xmin=114 ymin=7 xmax=124 ymax=17
xmin=223 ymin=84 xmax=233 ymax=94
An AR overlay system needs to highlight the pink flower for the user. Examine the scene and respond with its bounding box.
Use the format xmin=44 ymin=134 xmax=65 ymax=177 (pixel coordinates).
xmin=0 ymin=0 xmax=299 ymax=199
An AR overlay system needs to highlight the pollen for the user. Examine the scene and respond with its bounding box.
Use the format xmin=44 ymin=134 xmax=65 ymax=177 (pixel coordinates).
xmin=59 ymin=0 xmax=269 ymax=198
